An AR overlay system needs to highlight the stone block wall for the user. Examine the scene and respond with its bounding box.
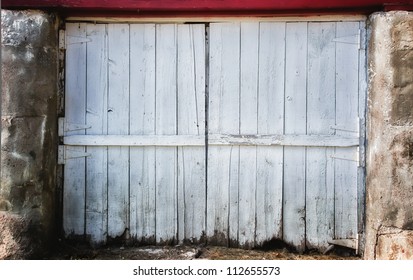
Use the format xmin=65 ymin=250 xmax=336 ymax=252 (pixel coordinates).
xmin=366 ymin=11 xmax=413 ymax=259
xmin=1 ymin=10 xmax=59 ymax=259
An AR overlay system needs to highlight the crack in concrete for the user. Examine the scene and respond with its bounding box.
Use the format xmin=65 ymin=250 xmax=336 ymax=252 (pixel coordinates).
xmin=374 ymin=224 xmax=412 ymax=259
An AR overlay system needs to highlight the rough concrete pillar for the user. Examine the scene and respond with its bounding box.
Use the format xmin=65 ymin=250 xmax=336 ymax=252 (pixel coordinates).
xmin=1 ymin=10 xmax=59 ymax=259
xmin=366 ymin=11 xmax=413 ymax=259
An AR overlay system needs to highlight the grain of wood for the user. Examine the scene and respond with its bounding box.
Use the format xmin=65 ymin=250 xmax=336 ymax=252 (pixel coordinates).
xmin=255 ymin=22 xmax=285 ymax=245
xmin=177 ymin=24 xmax=206 ymax=242
xmin=107 ymin=24 xmax=130 ymax=238
xmin=155 ymin=24 xmax=178 ymax=244
xmin=334 ymin=22 xmax=359 ymax=240
xmin=129 ymin=24 xmax=156 ymax=242
xmin=238 ymin=22 xmax=259 ymax=248
xmin=357 ymin=21 xmax=367 ymax=241
xmin=64 ymin=23 xmax=87 ymax=236
xmin=85 ymin=23 xmax=108 ymax=244
xmin=64 ymin=134 xmax=359 ymax=147
xmin=283 ymin=22 xmax=307 ymax=252
xmin=207 ymin=22 xmax=240 ymax=245
xmin=305 ymin=22 xmax=336 ymax=251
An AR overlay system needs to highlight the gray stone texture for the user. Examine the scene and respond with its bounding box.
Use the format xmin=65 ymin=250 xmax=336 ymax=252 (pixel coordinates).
xmin=1 ymin=10 xmax=58 ymax=259
xmin=366 ymin=11 xmax=413 ymax=259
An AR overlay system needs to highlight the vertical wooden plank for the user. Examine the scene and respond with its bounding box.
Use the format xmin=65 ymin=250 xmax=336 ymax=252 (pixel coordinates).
xmin=335 ymin=22 xmax=359 ymax=240
xmin=306 ymin=22 xmax=336 ymax=250
xmin=129 ymin=24 xmax=156 ymax=243
xmin=207 ymin=22 xmax=240 ymax=245
xmin=177 ymin=24 xmax=206 ymax=243
xmin=283 ymin=22 xmax=307 ymax=252
xmin=358 ymin=21 xmax=367 ymax=247
xmin=64 ymin=23 xmax=87 ymax=236
xmin=256 ymin=22 xmax=285 ymax=246
xmin=238 ymin=22 xmax=258 ymax=248
xmin=85 ymin=23 xmax=108 ymax=244
xmin=228 ymin=143 xmax=240 ymax=247
xmin=107 ymin=24 xmax=130 ymax=238
xmin=155 ymin=24 xmax=178 ymax=244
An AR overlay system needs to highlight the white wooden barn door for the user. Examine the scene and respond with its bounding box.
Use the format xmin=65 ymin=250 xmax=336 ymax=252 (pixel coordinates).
xmin=207 ymin=21 xmax=365 ymax=251
xmin=62 ymin=23 xmax=206 ymax=244
xmin=62 ymin=21 xmax=366 ymax=251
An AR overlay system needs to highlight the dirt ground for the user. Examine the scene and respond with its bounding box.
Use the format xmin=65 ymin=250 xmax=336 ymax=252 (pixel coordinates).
xmin=48 ymin=242 xmax=361 ymax=260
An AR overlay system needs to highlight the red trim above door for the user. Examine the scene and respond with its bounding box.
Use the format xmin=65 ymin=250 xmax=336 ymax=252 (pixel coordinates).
xmin=2 ymin=0 xmax=413 ymax=15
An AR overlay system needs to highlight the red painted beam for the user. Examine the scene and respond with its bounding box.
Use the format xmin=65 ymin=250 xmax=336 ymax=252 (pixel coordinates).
xmin=384 ymin=3 xmax=413 ymax=11
xmin=2 ymin=0 xmax=413 ymax=14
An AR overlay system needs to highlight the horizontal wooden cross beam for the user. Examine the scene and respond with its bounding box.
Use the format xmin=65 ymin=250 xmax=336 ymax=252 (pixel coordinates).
xmin=63 ymin=134 xmax=359 ymax=147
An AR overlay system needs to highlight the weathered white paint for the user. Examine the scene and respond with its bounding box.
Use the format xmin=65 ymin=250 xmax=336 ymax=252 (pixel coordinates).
xmin=357 ymin=21 xmax=367 ymax=249
xmin=63 ymin=21 xmax=365 ymax=252
xmin=209 ymin=134 xmax=358 ymax=147
xmin=155 ymin=24 xmax=178 ymax=244
xmin=255 ymin=22 xmax=285 ymax=245
xmin=85 ymin=24 xmax=108 ymax=244
xmin=238 ymin=22 xmax=259 ymax=248
xmin=283 ymin=22 xmax=308 ymax=252
xmin=64 ymin=134 xmax=359 ymax=147
xmin=177 ymin=24 xmax=206 ymax=243
xmin=64 ymin=135 xmax=205 ymax=146
xmin=129 ymin=24 xmax=156 ymax=242
xmin=334 ymin=22 xmax=360 ymax=240
xmin=107 ymin=24 xmax=130 ymax=238
xmin=64 ymin=23 xmax=87 ymax=236
xmin=207 ymin=22 xmax=240 ymax=245
xmin=305 ymin=22 xmax=336 ymax=251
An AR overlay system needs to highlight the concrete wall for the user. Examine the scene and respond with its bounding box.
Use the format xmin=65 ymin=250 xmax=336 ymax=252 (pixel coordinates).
xmin=1 ymin=10 xmax=59 ymax=259
xmin=366 ymin=11 xmax=413 ymax=259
